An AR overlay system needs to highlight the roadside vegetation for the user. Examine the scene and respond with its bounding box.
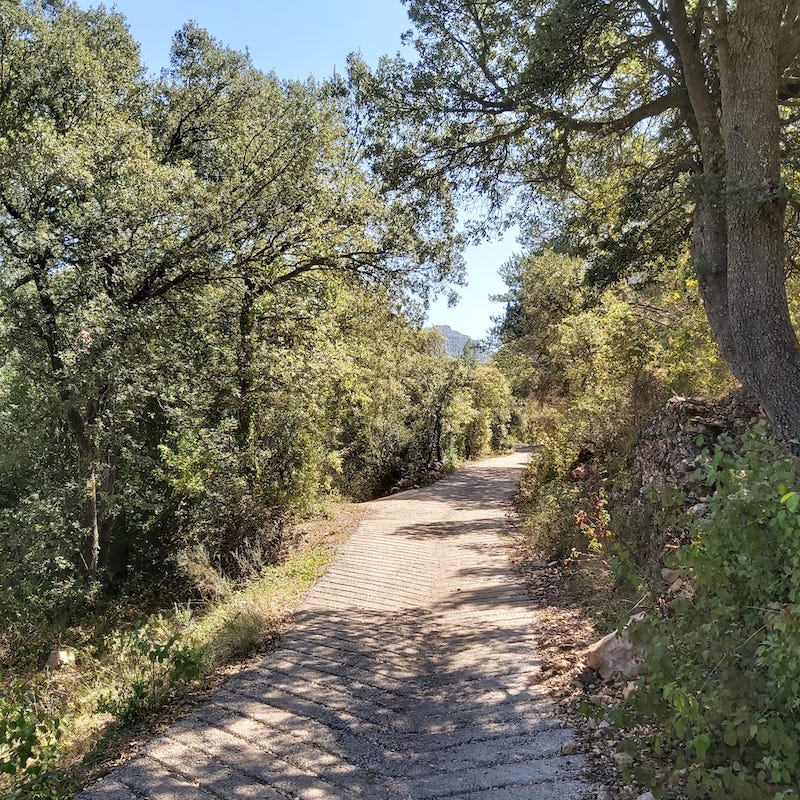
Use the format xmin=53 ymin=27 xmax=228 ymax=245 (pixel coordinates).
xmin=492 ymin=249 xmax=800 ymax=799
xmin=6 ymin=1 xmax=800 ymax=799
xmin=0 ymin=4 xmax=517 ymax=798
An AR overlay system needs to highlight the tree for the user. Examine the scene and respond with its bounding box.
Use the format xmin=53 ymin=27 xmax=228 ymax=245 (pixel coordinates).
xmin=0 ymin=2 xmax=462 ymax=579
xmin=0 ymin=2 xmax=201 ymax=576
xmin=154 ymin=23 xmax=461 ymax=486
xmin=356 ymin=0 xmax=800 ymax=448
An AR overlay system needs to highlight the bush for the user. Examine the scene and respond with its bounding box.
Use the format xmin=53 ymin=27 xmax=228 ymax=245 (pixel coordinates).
xmin=0 ymin=680 xmax=61 ymax=793
xmin=626 ymin=428 xmax=800 ymax=799
xmin=96 ymin=614 xmax=202 ymax=723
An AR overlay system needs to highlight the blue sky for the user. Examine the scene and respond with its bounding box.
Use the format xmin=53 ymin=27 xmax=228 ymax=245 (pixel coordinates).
xmin=92 ymin=0 xmax=518 ymax=340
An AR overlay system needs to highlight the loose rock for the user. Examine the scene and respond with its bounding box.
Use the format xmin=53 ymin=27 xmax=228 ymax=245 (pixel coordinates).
xmin=622 ymin=681 xmax=637 ymax=700
xmin=561 ymin=739 xmax=578 ymax=755
xmin=584 ymin=629 xmax=641 ymax=680
xmin=46 ymin=648 xmax=76 ymax=670
xmin=661 ymin=568 xmax=681 ymax=584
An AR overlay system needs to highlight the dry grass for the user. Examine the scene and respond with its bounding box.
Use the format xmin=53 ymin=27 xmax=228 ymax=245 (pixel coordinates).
xmin=3 ymin=500 xmax=366 ymax=800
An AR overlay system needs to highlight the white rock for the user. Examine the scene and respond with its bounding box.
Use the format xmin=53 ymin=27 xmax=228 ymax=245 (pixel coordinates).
xmin=622 ymin=681 xmax=637 ymax=700
xmin=584 ymin=628 xmax=642 ymax=680
xmin=46 ymin=648 xmax=76 ymax=670
xmin=637 ymin=793 xmax=656 ymax=800
xmin=687 ymin=502 xmax=709 ymax=517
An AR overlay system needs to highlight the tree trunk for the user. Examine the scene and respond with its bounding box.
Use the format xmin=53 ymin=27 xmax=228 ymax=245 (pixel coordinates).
xmin=66 ymin=407 xmax=99 ymax=575
xmin=238 ymin=279 xmax=257 ymax=487
xmin=719 ymin=2 xmax=800 ymax=449
xmin=692 ymin=195 xmax=753 ymax=386
xmin=69 ymin=401 xmax=117 ymax=577
xmin=80 ymin=467 xmax=100 ymax=576
xmin=666 ymin=0 xmax=751 ymax=387
xmin=31 ymin=257 xmax=120 ymax=577
xmin=97 ymin=447 xmax=117 ymax=571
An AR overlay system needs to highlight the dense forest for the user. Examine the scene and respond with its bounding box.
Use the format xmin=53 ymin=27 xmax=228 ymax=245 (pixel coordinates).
xmin=4 ymin=1 xmax=800 ymax=799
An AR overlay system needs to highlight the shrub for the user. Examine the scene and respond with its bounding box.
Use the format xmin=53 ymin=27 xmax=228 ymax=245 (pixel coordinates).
xmin=96 ymin=614 xmax=202 ymax=723
xmin=0 ymin=680 xmax=61 ymax=791
xmin=626 ymin=427 xmax=800 ymax=799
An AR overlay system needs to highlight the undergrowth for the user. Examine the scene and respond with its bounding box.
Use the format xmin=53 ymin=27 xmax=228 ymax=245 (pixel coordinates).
xmin=0 ymin=533 xmax=332 ymax=800
xmin=519 ymin=408 xmax=800 ymax=798
xmin=619 ymin=429 xmax=800 ymax=799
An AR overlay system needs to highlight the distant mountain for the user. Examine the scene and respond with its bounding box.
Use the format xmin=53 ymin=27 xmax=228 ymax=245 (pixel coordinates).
xmin=432 ymin=325 xmax=491 ymax=362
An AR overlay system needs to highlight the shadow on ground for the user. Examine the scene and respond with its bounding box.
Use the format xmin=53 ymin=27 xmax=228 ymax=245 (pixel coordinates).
xmin=77 ymin=448 xmax=595 ymax=800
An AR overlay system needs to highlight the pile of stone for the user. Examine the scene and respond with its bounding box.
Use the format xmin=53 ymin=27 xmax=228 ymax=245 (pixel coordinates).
xmin=633 ymin=390 xmax=765 ymax=507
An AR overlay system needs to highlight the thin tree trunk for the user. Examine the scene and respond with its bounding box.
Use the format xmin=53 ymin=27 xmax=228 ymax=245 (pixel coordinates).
xmin=31 ymin=254 xmax=120 ymax=577
xmin=97 ymin=448 xmax=117 ymax=570
xmin=692 ymin=196 xmax=752 ymax=385
xmin=66 ymin=406 xmax=99 ymax=575
xmin=719 ymin=1 xmax=800 ymax=448
xmin=68 ymin=400 xmax=118 ymax=577
xmin=238 ymin=279 xmax=257 ymax=487
xmin=80 ymin=467 xmax=100 ymax=576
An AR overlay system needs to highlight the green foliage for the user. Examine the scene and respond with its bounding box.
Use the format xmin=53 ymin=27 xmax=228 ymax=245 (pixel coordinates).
xmin=626 ymin=429 xmax=800 ymax=799
xmin=0 ymin=681 xmax=61 ymax=785
xmin=518 ymin=476 xmax=585 ymax=560
xmin=95 ymin=614 xmax=202 ymax=724
xmin=0 ymin=0 xmax=492 ymax=674
xmin=496 ymin=250 xmax=731 ymax=479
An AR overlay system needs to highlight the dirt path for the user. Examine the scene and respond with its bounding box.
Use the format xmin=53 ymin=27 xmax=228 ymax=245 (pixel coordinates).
xmin=77 ymin=450 xmax=595 ymax=800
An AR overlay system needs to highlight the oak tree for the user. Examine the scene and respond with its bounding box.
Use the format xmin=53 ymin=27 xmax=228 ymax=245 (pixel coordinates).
xmin=357 ymin=0 xmax=800 ymax=447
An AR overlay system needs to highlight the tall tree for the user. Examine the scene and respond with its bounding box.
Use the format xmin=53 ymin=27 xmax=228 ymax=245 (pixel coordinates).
xmin=0 ymin=3 xmax=462 ymax=578
xmin=153 ymin=24 xmax=462 ymax=485
xmin=356 ymin=0 xmax=800 ymax=448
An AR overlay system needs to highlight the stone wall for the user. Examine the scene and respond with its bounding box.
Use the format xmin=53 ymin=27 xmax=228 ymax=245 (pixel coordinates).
xmin=633 ymin=391 xmax=765 ymax=507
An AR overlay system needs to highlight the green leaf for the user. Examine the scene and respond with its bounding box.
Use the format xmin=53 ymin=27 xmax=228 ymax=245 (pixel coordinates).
xmin=782 ymin=492 xmax=800 ymax=513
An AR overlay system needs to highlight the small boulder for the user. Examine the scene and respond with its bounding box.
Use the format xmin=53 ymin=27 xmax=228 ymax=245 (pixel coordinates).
xmin=661 ymin=567 xmax=681 ymax=584
xmin=613 ymin=751 xmax=633 ymax=767
xmin=561 ymin=739 xmax=578 ymax=755
xmin=46 ymin=648 xmax=76 ymax=670
xmin=584 ymin=628 xmax=642 ymax=680
xmin=622 ymin=681 xmax=637 ymax=700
